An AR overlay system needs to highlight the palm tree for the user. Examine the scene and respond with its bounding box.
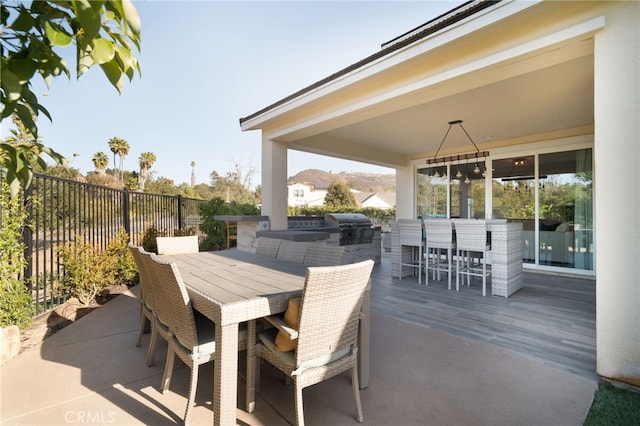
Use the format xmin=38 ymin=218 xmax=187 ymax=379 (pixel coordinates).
xmin=191 ymin=161 xmax=196 ymax=187
xmin=92 ymin=152 xmax=109 ymax=175
xmin=108 ymin=137 xmax=130 ymax=181
xmin=137 ymin=151 xmax=156 ymax=191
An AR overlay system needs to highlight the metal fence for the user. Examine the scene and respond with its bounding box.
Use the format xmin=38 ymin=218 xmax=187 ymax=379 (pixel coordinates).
xmin=22 ymin=173 xmax=206 ymax=316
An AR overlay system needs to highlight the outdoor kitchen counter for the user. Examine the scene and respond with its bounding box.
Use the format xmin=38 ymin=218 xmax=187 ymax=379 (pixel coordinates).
xmin=257 ymin=229 xmax=333 ymax=241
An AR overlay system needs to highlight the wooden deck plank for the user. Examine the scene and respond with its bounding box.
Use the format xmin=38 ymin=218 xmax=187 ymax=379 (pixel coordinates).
xmin=370 ymin=256 xmax=596 ymax=380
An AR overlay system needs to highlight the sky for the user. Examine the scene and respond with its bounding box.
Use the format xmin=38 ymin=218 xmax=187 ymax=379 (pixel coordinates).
xmin=2 ymin=0 xmax=460 ymax=186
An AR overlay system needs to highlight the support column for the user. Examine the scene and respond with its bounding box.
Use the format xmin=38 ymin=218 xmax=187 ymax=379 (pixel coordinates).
xmin=594 ymin=2 xmax=640 ymax=385
xmin=261 ymin=137 xmax=288 ymax=230
xmin=395 ymin=165 xmax=415 ymax=219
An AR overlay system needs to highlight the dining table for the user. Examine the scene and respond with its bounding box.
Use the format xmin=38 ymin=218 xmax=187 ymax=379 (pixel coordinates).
xmin=160 ymin=249 xmax=371 ymax=426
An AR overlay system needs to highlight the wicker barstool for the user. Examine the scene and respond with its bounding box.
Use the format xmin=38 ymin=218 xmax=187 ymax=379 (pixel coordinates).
xmin=423 ymin=219 xmax=456 ymax=289
xmin=397 ymin=219 xmax=425 ymax=284
xmin=453 ymin=219 xmax=492 ymax=296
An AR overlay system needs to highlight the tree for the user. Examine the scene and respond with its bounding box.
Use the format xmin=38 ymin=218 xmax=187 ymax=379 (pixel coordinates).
xmin=190 ymin=161 xmax=196 ymax=187
xmin=107 ymin=136 xmax=129 ymax=182
xmin=137 ymin=151 xmax=156 ymax=191
xmin=1 ymin=0 xmax=142 ymax=196
xmin=92 ymin=151 xmax=109 ymax=174
xmin=325 ymin=179 xmax=358 ymax=208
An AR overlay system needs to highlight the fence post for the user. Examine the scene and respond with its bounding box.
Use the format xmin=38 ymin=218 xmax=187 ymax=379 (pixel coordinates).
xmin=123 ymin=188 xmax=131 ymax=236
xmin=177 ymin=195 xmax=183 ymax=230
xmin=22 ymin=183 xmax=34 ymax=291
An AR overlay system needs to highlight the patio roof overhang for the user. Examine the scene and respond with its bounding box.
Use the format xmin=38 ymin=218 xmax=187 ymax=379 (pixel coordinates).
xmin=239 ymin=0 xmax=600 ymax=169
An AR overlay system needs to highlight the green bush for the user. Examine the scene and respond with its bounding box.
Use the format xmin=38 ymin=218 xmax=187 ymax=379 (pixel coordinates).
xmin=199 ymin=198 xmax=259 ymax=251
xmin=0 ymin=181 xmax=32 ymax=329
xmin=104 ymin=228 xmax=138 ymax=287
xmin=58 ymin=228 xmax=138 ymax=305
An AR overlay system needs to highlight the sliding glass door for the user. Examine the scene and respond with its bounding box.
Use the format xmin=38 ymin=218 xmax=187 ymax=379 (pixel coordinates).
xmin=491 ymin=148 xmax=593 ymax=271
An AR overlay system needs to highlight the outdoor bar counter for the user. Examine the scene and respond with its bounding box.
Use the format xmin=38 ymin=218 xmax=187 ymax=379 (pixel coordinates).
xmin=392 ymin=219 xmax=523 ymax=297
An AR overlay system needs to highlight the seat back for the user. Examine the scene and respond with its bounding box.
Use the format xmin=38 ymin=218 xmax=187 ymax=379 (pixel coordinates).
xmin=303 ymin=245 xmax=345 ymax=266
xmin=151 ymin=255 xmax=199 ymax=350
xmin=423 ymin=220 xmax=455 ymax=249
xmin=453 ymin=220 xmax=489 ymax=252
xmin=128 ymin=244 xmax=155 ymax=311
xmin=156 ymin=235 xmax=199 ymax=255
xmin=138 ymin=249 xmax=172 ymax=328
xmin=397 ymin=219 xmax=423 ymax=247
xmin=295 ymin=260 xmax=375 ymax=367
xmin=255 ymin=237 xmax=282 ymax=257
xmin=276 ymin=240 xmax=308 ymax=263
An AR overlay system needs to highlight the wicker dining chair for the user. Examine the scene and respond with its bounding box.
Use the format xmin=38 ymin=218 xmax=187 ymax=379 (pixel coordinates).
xmin=423 ymin=219 xmax=456 ymax=290
xmin=303 ymin=245 xmax=345 ymax=266
xmin=453 ymin=219 xmax=492 ymax=296
xmin=254 ymin=259 xmax=375 ymax=426
xmin=137 ymin=247 xmax=173 ymax=367
xmin=255 ymin=237 xmax=282 ymax=257
xmin=277 ymin=240 xmax=308 ymax=263
xmin=156 ymin=235 xmax=199 ymax=255
xmin=150 ymin=254 xmax=249 ymax=426
xmin=128 ymin=244 xmax=155 ymax=352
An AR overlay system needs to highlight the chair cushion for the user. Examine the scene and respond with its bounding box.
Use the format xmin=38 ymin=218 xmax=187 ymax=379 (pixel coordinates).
xmin=258 ymin=328 xmax=354 ymax=375
xmin=274 ymin=297 xmax=301 ymax=352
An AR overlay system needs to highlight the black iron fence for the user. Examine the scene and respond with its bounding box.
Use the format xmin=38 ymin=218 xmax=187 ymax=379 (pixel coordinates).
xmin=22 ymin=173 xmax=206 ymax=316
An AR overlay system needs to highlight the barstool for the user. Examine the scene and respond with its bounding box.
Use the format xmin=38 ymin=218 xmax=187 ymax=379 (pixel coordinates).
xmin=453 ymin=219 xmax=491 ymax=296
xmin=397 ymin=219 xmax=425 ymax=284
xmin=423 ymin=219 xmax=456 ymax=290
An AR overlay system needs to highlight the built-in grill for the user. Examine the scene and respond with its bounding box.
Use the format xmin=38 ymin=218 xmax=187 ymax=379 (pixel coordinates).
xmin=324 ymin=213 xmax=374 ymax=246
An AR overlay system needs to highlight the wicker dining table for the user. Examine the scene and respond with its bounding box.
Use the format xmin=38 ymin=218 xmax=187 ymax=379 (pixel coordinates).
xmin=161 ymin=249 xmax=371 ymax=426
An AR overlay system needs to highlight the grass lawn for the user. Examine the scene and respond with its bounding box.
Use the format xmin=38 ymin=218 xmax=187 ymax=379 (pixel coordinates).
xmin=584 ymin=381 xmax=640 ymax=425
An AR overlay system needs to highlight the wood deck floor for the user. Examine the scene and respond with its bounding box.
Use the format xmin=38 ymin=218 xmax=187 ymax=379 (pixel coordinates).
xmin=369 ymin=254 xmax=597 ymax=380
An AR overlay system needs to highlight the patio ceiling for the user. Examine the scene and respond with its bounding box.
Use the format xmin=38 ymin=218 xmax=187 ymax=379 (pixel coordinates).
xmin=246 ymin=7 xmax=596 ymax=170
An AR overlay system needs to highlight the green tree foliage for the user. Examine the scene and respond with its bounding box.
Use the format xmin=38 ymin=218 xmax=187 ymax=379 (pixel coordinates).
xmin=137 ymin=151 xmax=155 ymax=191
xmin=325 ymin=179 xmax=357 ymax=208
xmin=92 ymin=151 xmax=109 ymax=174
xmin=209 ymin=169 xmax=259 ymax=205
xmin=0 ymin=181 xmax=32 ymax=328
xmin=199 ymin=198 xmax=259 ymax=251
xmin=108 ymin=137 xmax=130 ymax=182
xmin=1 ymin=0 xmax=141 ymax=196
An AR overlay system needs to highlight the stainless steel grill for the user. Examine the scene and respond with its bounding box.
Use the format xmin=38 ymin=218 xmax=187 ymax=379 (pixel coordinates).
xmin=324 ymin=213 xmax=374 ymax=246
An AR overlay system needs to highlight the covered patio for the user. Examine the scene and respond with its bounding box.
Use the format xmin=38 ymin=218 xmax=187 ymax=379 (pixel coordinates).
xmin=1 ymin=254 xmax=597 ymax=425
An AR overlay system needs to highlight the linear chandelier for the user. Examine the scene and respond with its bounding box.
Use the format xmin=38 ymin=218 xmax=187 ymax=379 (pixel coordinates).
xmin=426 ymin=120 xmax=489 ymax=168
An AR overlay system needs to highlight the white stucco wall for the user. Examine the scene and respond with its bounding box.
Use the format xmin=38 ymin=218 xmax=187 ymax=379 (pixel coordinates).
xmin=395 ymin=165 xmax=415 ymax=219
xmin=594 ymin=1 xmax=640 ymax=385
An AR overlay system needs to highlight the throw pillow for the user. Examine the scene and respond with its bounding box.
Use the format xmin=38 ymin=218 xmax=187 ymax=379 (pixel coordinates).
xmin=274 ymin=297 xmax=301 ymax=352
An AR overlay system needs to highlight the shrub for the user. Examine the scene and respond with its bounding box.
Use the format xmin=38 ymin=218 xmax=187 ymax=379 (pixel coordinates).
xmin=58 ymin=237 xmax=115 ymax=305
xmin=58 ymin=228 xmax=138 ymax=305
xmin=0 ymin=181 xmax=32 ymax=329
xmin=199 ymin=198 xmax=259 ymax=251
xmin=104 ymin=228 xmax=138 ymax=287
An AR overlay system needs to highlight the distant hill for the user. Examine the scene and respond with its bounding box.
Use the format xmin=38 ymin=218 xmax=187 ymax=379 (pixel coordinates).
xmin=288 ymin=169 xmax=395 ymax=193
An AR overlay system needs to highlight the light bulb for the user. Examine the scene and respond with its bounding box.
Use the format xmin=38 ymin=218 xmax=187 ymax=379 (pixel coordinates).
xmin=474 ymin=164 xmax=481 ymax=174
xmin=464 ymin=176 xmax=471 ymax=184
xmin=456 ymin=170 xmax=462 ymax=178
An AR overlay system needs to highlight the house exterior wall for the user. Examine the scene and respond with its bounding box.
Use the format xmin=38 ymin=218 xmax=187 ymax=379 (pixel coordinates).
xmin=253 ymin=0 xmax=640 ymax=385
xmin=287 ymin=183 xmax=328 ymax=207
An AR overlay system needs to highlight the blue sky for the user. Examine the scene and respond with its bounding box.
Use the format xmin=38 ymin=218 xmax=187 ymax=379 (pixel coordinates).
xmin=2 ymin=1 xmax=459 ymax=186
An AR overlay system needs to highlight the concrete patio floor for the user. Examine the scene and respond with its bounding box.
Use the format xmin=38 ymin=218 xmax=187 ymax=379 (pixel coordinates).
xmin=1 ymin=257 xmax=598 ymax=425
